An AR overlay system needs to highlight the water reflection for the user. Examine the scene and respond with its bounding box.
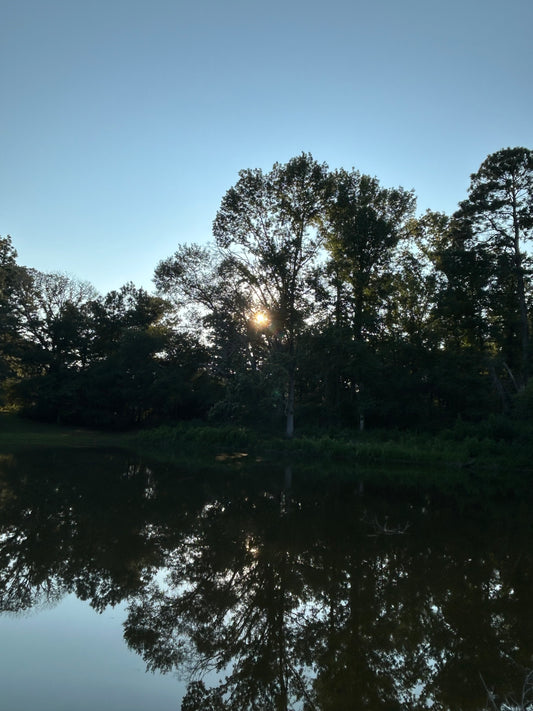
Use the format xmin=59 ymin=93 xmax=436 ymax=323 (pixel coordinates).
xmin=0 ymin=448 xmax=532 ymax=710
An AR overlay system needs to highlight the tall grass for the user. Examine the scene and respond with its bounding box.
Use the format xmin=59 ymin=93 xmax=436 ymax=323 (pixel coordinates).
xmin=131 ymin=422 xmax=257 ymax=456
xmin=131 ymin=422 xmax=469 ymax=466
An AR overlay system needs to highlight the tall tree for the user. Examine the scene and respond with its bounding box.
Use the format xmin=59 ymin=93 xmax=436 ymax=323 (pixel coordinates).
xmin=413 ymin=211 xmax=491 ymax=353
xmin=75 ymin=284 xmax=211 ymax=428
xmin=324 ymin=169 xmax=416 ymax=338
xmin=88 ymin=282 xmax=168 ymax=360
xmin=15 ymin=269 xmax=98 ymax=372
xmin=320 ymin=171 xmax=416 ymax=427
xmin=154 ymin=244 xmax=260 ymax=378
xmin=0 ymin=236 xmax=28 ymax=385
xmin=212 ymin=153 xmax=332 ymax=437
xmin=456 ymin=147 xmax=533 ymax=385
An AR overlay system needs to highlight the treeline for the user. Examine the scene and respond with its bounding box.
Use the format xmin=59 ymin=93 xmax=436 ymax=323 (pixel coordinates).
xmin=1 ymin=147 xmax=532 ymax=434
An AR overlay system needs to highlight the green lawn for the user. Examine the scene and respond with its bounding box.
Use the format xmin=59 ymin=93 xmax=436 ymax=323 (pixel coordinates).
xmin=0 ymin=412 xmax=130 ymax=450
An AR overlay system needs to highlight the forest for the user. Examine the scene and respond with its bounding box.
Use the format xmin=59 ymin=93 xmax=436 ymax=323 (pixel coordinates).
xmin=1 ymin=146 xmax=532 ymax=439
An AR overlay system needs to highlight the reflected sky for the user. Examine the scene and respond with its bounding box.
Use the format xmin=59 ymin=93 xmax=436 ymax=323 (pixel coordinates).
xmin=0 ymin=595 xmax=180 ymax=711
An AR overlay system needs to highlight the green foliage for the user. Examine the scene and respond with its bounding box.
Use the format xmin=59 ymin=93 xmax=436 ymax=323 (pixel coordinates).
xmin=132 ymin=422 xmax=256 ymax=456
xmin=511 ymin=378 xmax=533 ymax=422
xmin=2 ymin=148 xmax=533 ymax=437
xmin=324 ymin=169 xmax=416 ymax=337
xmin=212 ymin=153 xmax=333 ymax=437
xmin=131 ymin=421 xmax=470 ymax=468
xmin=455 ymin=147 xmax=533 ymax=384
xmin=444 ymin=414 xmax=520 ymax=443
xmin=3 ymin=274 xmax=216 ymax=428
xmin=208 ymin=369 xmax=285 ymax=428
xmin=0 ymin=236 xmax=36 ymax=391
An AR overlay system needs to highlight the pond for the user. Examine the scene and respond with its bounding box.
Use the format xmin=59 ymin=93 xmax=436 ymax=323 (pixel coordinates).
xmin=0 ymin=447 xmax=532 ymax=710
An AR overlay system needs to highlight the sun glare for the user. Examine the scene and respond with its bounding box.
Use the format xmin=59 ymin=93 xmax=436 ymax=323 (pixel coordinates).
xmin=253 ymin=311 xmax=270 ymax=328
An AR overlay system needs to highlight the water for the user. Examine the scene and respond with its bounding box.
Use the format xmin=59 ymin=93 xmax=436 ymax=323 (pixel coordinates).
xmin=0 ymin=595 xmax=180 ymax=711
xmin=0 ymin=447 xmax=532 ymax=710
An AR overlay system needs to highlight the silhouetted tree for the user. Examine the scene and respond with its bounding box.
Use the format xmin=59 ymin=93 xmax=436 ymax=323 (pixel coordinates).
xmin=212 ymin=153 xmax=333 ymax=437
xmin=456 ymin=147 xmax=533 ymax=386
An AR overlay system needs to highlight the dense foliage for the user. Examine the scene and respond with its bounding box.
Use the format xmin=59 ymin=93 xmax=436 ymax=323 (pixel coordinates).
xmin=2 ymin=147 xmax=532 ymax=433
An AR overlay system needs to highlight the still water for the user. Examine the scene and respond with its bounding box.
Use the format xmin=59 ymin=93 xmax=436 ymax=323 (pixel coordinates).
xmin=0 ymin=447 xmax=532 ymax=710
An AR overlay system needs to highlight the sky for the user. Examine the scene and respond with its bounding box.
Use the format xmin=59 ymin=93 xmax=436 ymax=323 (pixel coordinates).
xmin=2 ymin=0 xmax=532 ymax=295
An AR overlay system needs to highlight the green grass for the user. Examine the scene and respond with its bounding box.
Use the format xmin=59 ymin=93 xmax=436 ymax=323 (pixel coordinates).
xmin=130 ymin=422 xmax=471 ymax=466
xmin=0 ymin=412 xmax=130 ymax=450
xmin=129 ymin=420 xmax=533 ymax=477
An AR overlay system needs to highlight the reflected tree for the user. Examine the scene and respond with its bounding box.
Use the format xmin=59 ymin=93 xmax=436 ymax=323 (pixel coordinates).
xmin=123 ymin=472 xmax=533 ymax=711
xmin=125 ymin=473 xmax=317 ymax=709
xmin=1 ymin=452 xmax=532 ymax=710
xmin=0 ymin=450 xmax=180 ymax=613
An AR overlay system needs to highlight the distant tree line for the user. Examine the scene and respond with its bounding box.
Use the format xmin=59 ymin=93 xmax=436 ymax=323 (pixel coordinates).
xmin=1 ymin=146 xmax=532 ymax=433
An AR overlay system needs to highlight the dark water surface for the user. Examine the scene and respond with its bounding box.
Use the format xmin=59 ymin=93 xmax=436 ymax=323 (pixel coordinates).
xmin=0 ymin=447 xmax=532 ymax=710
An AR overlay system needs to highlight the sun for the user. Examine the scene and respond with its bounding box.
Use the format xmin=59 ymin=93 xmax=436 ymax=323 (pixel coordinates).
xmin=253 ymin=311 xmax=270 ymax=328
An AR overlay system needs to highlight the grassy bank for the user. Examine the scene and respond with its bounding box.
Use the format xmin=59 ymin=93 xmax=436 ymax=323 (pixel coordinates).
xmin=130 ymin=423 xmax=457 ymax=465
xmin=127 ymin=420 xmax=533 ymax=500
xmin=0 ymin=412 xmax=130 ymax=450
xmin=129 ymin=419 xmax=533 ymax=470
xmin=2 ymin=413 xmax=531 ymax=484
xmin=0 ymin=414 xmax=533 ymax=498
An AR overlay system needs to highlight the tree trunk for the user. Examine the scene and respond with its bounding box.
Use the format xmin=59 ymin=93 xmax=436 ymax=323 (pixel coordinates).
xmin=286 ymin=365 xmax=295 ymax=439
xmin=512 ymin=196 xmax=529 ymax=384
xmin=489 ymin=363 xmax=509 ymax=412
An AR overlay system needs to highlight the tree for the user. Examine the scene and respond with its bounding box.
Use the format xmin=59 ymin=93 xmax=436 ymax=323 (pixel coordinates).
xmin=154 ymin=244 xmax=262 ymax=378
xmin=76 ymin=284 xmax=212 ymax=427
xmin=456 ymin=147 xmax=533 ymax=386
xmin=212 ymin=153 xmax=332 ymax=437
xmin=0 ymin=259 xmax=103 ymax=413
xmin=411 ymin=212 xmax=500 ymax=420
xmin=88 ymin=282 xmax=168 ymax=360
xmin=324 ymin=169 xmax=416 ymax=338
xmin=15 ymin=269 xmax=98 ymax=372
xmin=154 ymin=244 xmax=224 ymax=333
xmin=319 ymin=171 xmax=416 ymax=427
xmin=0 ymin=235 xmax=30 ymax=387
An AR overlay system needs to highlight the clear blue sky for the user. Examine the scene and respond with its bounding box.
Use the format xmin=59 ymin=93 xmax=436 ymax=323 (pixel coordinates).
xmin=2 ymin=0 xmax=531 ymax=295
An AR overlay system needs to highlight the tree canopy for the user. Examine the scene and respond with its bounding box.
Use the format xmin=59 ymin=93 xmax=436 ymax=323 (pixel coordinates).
xmin=2 ymin=147 xmax=532 ymax=434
